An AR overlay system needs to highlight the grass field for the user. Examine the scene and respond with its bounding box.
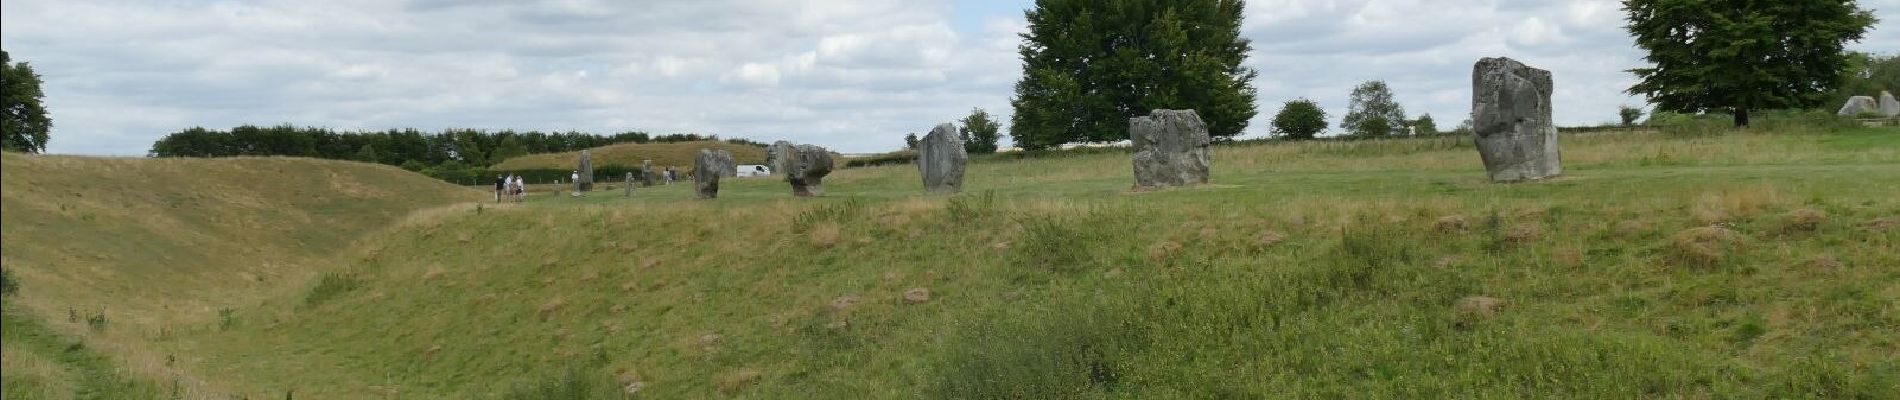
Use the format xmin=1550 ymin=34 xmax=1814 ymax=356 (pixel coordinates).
xmin=4 ymin=128 xmax=1899 ymax=399
xmin=490 ymin=140 xmax=770 ymax=172
xmin=0 ymin=153 xmax=478 ymax=398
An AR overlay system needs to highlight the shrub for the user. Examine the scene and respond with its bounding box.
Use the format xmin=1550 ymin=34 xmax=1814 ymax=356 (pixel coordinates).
xmin=1270 ymin=98 xmax=1328 ymax=140
xmin=790 ymin=200 xmax=864 ymax=234
xmin=0 ymin=267 xmax=17 ymax=296
xmin=928 ymin=297 xmax=1139 ymax=398
xmin=1620 ymin=105 xmax=1646 ymax=127
xmin=302 ymin=272 xmax=362 ymax=308
xmin=86 ymin=309 xmax=108 ymax=333
xmin=842 ymin=151 xmax=917 ymax=168
xmin=1015 ymin=215 xmax=1103 ymax=273
xmin=493 ymin=363 xmax=620 ymax=400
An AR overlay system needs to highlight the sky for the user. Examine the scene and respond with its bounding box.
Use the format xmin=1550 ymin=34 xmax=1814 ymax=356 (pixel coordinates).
xmin=3 ymin=0 xmax=1897 ymax=155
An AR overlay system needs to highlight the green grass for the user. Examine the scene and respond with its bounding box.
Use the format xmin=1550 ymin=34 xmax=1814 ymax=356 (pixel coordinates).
xmin=6 ymin=128 xmax=1900 ymax=398
xmin=0 ymin=153 xmax=477 ymax=397
xmin=1 ymin=305 xmax=164 ymax=400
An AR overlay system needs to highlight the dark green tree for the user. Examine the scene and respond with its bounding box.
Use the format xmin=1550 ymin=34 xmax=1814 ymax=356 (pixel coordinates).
xmin=1353 ymin=115 xmax=1392 ymax=138
xmin=1412 ymin=114 xmax=1439 ymax=136
xmin=1619 ymin=106 xmax=1645 ymax=127
xmin=1341 ymin=80 xmax=1406 ymax=138
xmin=354 ymin=144 xmax=379 ymax=163
xmin=1269 ymin=98 xmax=1327 ymax=140
xmin=959 ymin=108 xmax=1002 ymax=154
xmin=2 ymin=50 xmax=53 ymax=153
xmin=1625 ymin=0 xmax=1876 ymax=127
xmin=490 ymin=134 xmax=529 ymax=164
xmin=904 ymin=132 xmax=920 ymax=150
xmin=1010 ymin=0 xmax=1257 ymax=151
xmin=1837 ymin=52 xmax=1900 ymax=98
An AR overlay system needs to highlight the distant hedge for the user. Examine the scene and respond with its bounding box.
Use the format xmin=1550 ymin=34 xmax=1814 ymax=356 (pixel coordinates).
xmin=843 ymin=151 xmax=918 ymax=168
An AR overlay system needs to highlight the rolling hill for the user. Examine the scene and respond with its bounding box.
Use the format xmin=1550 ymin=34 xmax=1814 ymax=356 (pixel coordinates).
xmin=4 ymin=127 xmax=1899 ymax=399
xmin=0 ymin=153 xmax=477 ymax=398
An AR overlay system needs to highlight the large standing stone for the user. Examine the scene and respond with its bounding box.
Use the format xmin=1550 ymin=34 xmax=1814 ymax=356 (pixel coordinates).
xmin=917 ymin=123 xmax=968 ymax=194
xmin=576 ymin=150 xmax=595 ymax=191
xmin=1839 ymin=96 xmax=1879 ymax=116
xmin=693 ymin=149 xmax=733 ymax=199
xmin=771 ymin=141 xmax=834 ymax=197
xmin=641 ymin=160 xmax=656 ymax=187
xmin=1130 ymin=109 xmax=1212 ymax=189
xmin=1471 ymin=57 xmax=1562 ymax=183
xmin=1880 ymin=91 xmax=1900 ymax=117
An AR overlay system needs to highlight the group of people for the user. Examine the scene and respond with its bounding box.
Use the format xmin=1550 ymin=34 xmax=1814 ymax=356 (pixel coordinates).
xmin=493 ymin=174 xmax=526 ymax=203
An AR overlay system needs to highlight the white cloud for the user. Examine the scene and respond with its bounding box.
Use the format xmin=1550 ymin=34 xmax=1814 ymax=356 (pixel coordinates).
xmin=2 ymin=0 xmax=1897 ymax=154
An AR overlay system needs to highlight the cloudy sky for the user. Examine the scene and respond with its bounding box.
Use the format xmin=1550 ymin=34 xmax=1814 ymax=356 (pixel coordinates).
xmin=4 ymin=0 xmax=1897 ymax=155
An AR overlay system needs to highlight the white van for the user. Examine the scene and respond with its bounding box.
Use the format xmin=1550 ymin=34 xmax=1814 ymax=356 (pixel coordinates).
xmin=735 ymin=164 xmax=772 ymax=177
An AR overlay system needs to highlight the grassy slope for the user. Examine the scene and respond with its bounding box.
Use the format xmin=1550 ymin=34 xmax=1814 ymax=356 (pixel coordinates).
xmin=490 ymin=140 xmax=769 ymax=172
xmin=0 ymin=153 xmax=478 ymax=398
xmin=189 ymin=129 xmax=1899 ymax=398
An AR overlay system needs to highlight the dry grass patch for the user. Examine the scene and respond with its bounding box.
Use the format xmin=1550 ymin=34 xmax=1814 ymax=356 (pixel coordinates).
xmin=1146 ymin=240 xmax=1184 ymax=262
xmin=1782 ymin=207 xmax=1827 ymax=233
xmin=807 ymin=222 xmax=842 ymax=248
xmin=1670 ymin=227 xmax=1746 ymax=268
xmin=716 ymin=368 xmax=762 ymax=394
xmin=1503 ymin=224 xmax=1543 ymax=243
xmin=1434 ymin=215 xmax=1471 ymax=233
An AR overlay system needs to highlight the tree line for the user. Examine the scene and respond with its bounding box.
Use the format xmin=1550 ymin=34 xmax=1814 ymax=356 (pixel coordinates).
xmin=148 ymin=125 xmax=746 ymax=182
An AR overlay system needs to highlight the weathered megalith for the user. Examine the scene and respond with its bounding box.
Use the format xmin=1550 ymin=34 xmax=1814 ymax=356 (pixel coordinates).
xmin=1129 ymin=109 xmax=1212 ymax=189
xmin=576 ymin=150 xmax=595 ymax=191
xmin=771 ymin=141 xmax=834 ymax=196
xmin=641 ymin=160 xmax=656 ymax=187
xmin=624 ymin=172 xmax=635 ymax=197
xmin=1471 ymin=57 xmax=1562 ymax=183
xmin=693 ymin=149 xmax=732 ymax=199
xmin=764 ymin=144 xmax=783 ymax=173
xmin=1839 ymin=96 xmax=1879 ymax=116
xmin=917 ymin=123 xmax=968 ymax=194
xmin=1880 ymin=91 xmax=1900 ymax=117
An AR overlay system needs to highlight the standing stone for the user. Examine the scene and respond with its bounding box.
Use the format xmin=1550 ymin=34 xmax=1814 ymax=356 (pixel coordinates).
xmin=624 ymin=172 xmax=635 ymax=197
xmin=576 ymin=150 xmax=595 ymax=191
xmin=641 ymin=160 xmax=656 ymax=187
xmin=1839 ymin=96 xmax=1879 ymax=116
xmin=1880 ymin=91 xmax=1900 ymax=117
xmin=772 ymin=141 xmax=834 ymax=197
xmin=917 ymin=123 xmax=969 ymax=194
xmin=764 ymin=144 xmax=784 ymax=173
xmin=1471 ymin=57 xmax=1562 ymax=183
xmin=693 ymin=149 xmax=733 ymax=199
xmin=1129 ymin=109 xmax=1212 ymax=189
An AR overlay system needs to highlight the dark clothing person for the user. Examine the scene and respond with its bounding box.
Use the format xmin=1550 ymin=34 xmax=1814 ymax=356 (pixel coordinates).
xmin=494 ymin=176 xmax=506 ymax=202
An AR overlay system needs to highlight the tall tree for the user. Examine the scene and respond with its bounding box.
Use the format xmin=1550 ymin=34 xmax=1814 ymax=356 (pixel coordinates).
xmin=2 ymin=50 xmax=52 ymax=153
xmin=959 ymin=108 xmax=1002 ymax=154
xmin=1625 ymin=0 xmax=1876 ymax=127
xmin=1341 ymin=80 xmax=1406 ymax=138
xmin=491 ymin=134 xmax=529 ymax=163
xmin=904 ymin=132 xmax=920 ymax=150
xmin=1619 ymin=106 xmax=1646 ymax=127
xmin=1011 ymin=0 xmax=1257 ymax=151
xmin=354 ymin=144 xmax=380 ymax=164
xmin=1836 ymin=52 xmax=1900 ymax=99
xmin=1412 ymin=114 xmax=1439 ymax=136
xmin=1269 ymin=98 xmax=1327 ymax=140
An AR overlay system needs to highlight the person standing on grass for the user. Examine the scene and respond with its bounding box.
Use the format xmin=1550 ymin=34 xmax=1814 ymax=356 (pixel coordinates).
xmin=512 ymin=175 xmax=525 ymax=202
xmin=571 ymin=170 xmax=582 ymax=197
xmin=493 ymin=174 xmax=506 ymax=203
